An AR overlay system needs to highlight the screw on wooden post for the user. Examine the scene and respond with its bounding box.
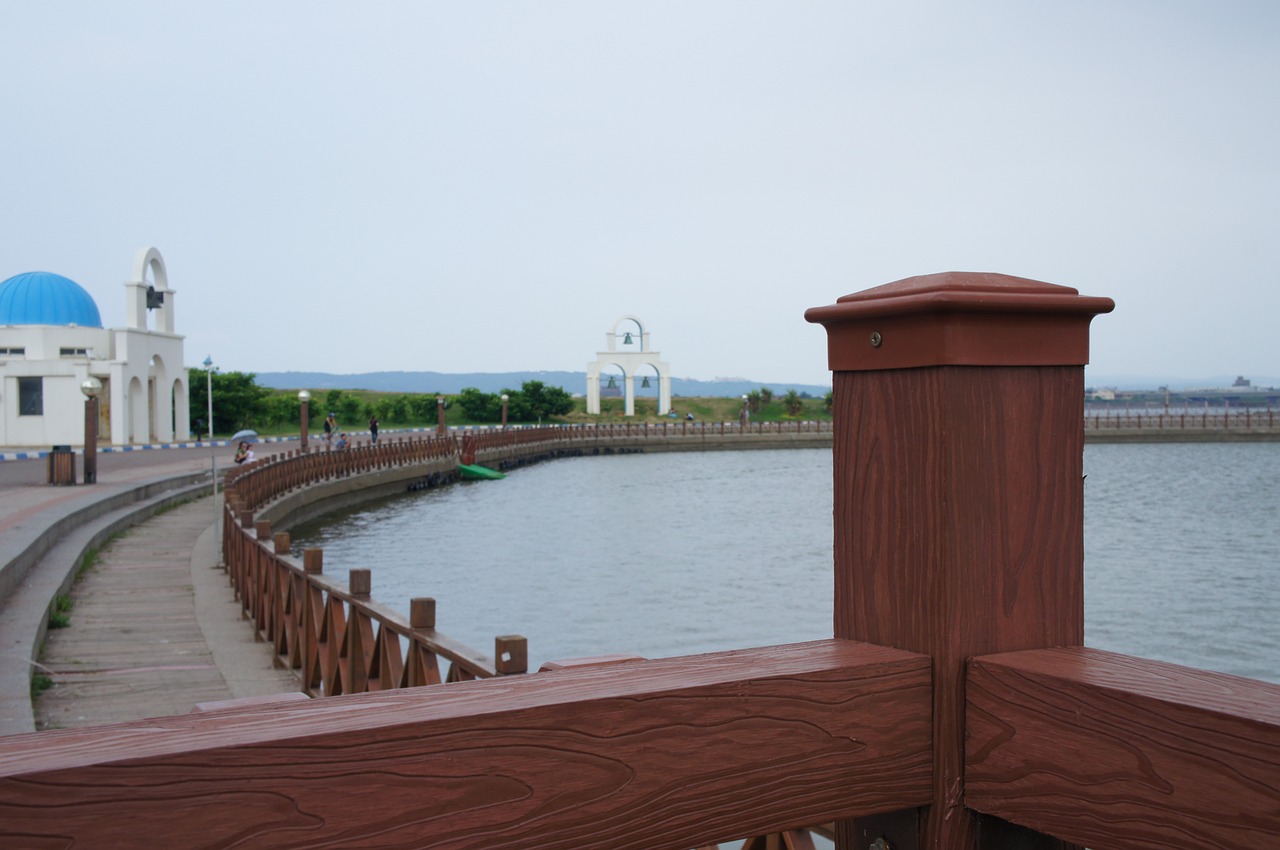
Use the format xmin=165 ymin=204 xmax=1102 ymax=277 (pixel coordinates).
xmin=272 ymin=532 xmax=290 ymax=554
xmin=349 ymin=568 xmax=371 ymax=597
xmin=410 ymin=597 xmax=436 ymax=630
xmin=495 ymin=635 xmax=528 ymax=675
xmin=254 ymin=521 xmax=271 ymax=541
xmin=303 ymin=548 xmax=323 ymax=574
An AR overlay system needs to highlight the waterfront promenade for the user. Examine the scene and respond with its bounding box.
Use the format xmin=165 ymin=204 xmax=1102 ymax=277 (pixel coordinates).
xmin=0 ymin=444 xmax=299 ymax=735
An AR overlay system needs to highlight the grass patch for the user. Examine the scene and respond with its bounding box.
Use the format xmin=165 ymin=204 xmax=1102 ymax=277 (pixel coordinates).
xmin=47 ymin=594 xmax=74 ymax=629
xmin=31 ymin=673 xmax=53 ymax=697
xmin=78 ymin=545 xmax=101 ymax=576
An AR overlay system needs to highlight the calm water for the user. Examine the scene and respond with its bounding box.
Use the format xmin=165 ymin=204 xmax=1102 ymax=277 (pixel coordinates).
xmin=291 ymin=444 xmax=1280 ymax=682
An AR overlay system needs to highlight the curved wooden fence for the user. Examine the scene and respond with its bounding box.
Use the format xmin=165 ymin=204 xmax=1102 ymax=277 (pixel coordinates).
xmin=219 ymin=421 xmax=833 ymax=700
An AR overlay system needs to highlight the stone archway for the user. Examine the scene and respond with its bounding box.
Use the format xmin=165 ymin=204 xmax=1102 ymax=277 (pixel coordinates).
xmin=586 ymin=316 xmax=671 ymax=416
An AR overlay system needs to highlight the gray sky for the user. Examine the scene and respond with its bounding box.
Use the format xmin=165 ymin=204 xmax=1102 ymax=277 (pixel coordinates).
xmin=2 ymin=1 xmax=1276 ymax=388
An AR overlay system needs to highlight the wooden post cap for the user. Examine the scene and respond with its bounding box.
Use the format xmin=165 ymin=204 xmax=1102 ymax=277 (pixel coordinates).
xmin=804 ymin=271 xmax=1115 ymax=371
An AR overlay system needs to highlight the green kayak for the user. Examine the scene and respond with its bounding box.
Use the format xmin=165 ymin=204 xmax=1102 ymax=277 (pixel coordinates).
xmin=458 ymin=463 xmax=506 ymax=480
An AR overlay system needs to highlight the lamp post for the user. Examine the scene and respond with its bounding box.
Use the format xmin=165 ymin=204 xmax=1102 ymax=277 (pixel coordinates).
xmin=80 ymin=377 xmax=102 ymax=484
xmin=298 ymin=390 xmax=311 ymax=452
xmin=437 ymin=396 xmax=446 ymax=437
xmin=204 ymin=356 xmax=216 ymax=531
xmin=501 ymin=394 xmax=509 ymax=430
xmin=740 ymin=394 xmax=749 ymax=429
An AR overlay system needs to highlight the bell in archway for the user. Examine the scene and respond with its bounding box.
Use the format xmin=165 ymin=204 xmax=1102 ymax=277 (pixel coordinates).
xmin=623 ymin=332 xmax=633 ymax=345
xmin=641 ymin=376 xmax=651 ymax=388
xmin=606 ymin=375 xmax=617 ymax=388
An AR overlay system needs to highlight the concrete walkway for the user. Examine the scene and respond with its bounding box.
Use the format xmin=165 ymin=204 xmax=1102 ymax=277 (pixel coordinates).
xmin=33 ymin=496 xmax=299 ymax=730
xmin=0 ymin=444 xmax=302 ymax=736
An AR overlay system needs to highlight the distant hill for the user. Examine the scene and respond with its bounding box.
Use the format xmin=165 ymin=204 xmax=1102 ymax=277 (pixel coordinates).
xmin=254 ymin=370 xmax=833 ymax=399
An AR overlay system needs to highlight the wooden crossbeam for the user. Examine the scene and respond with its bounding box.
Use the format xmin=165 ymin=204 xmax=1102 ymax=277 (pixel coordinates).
xmin=0 ymin=640 xmax=931 ymax=850
xmin=966 ymin=647 xmax=1280 ymax=850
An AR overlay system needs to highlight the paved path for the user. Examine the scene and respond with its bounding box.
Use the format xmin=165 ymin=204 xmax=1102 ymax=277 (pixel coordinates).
xmin=33 ymin=497 xmax=299 ymax=730
xmin=1 ymin=443 xmax=302 ymax=735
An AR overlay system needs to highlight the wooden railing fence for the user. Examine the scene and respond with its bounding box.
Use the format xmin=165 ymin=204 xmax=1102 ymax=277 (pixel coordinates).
xmin=1085 ymin=408 xmax=1278 ymax=432
xmin=2 ymin=274 xmax=1276 ymax=850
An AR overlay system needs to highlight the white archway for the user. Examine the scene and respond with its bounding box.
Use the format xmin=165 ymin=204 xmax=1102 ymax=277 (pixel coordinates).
xmin=586 ymin=316 xmax=671 ymax=416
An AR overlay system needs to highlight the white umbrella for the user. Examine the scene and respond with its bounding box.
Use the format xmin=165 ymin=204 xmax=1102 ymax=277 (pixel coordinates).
xmin=230 ymin=429 xmax=259 ymax=443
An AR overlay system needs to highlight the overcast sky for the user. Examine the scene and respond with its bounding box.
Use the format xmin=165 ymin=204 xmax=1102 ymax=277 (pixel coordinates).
xmin=2 ymin=2 xmax=1276 ymax=388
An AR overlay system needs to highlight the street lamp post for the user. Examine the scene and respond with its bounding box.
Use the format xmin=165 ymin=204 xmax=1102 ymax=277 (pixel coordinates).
xmin=501 ymin=394 xmax=509 ymax=430
xmin=298 ymin=390 xmax=311 ymax=452
xmin=80 ymin=377 xmax=102 ymax=484
xmin=204 ymin=356 xmax=216 ymax=532
xmin=437 ymin=396 xmax=446 ymax=437
xmin=740 ymin=394 xmax=749 ymax=429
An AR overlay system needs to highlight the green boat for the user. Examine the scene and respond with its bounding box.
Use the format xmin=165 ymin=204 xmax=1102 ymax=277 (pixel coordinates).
xmin=458 ymin=463 xmax=505 ymax=480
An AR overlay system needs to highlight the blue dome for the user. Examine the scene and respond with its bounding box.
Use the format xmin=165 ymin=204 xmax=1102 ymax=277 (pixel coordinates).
xmin=0 ymin=271 xmax=103 ymax=328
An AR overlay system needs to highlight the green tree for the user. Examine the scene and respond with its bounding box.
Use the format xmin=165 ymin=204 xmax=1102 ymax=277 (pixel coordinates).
xmin=518 ymin=381 xmax=573 ymax=421
xmin=823 ymin=390 xmax=834 ymax=413
xmin=783 ymin=389 xmax=804 ymax=417
xmin=759 ymin=387 xmax=774 ymax=405
xmin=407 ymin=394 xmax=437 ymax=423
xmin=188 ymin=368 xmax=272 ymax=435
xmin=322 ymin=389 xmax=363 ymax=427
xmin=746 ymin=389 xmax=763 ymax=413
xmin=457 ymin=387 xmax=503 ymax=422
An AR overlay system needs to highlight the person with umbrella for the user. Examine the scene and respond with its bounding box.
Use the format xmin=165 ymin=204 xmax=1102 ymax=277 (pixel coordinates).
xmin=231 ymin=429 xmax=258 ymax=465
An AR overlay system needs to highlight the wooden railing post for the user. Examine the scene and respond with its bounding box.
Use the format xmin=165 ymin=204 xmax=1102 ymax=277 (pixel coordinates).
xmin=806 ymin=272 xmax=1113 ymax=850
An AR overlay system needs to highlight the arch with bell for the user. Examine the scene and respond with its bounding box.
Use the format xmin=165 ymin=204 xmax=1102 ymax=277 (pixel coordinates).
xmin=586 ymin=315 xmax=671 ymax=416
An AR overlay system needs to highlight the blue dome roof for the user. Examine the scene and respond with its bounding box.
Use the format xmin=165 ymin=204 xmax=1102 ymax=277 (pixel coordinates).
xmin=0 ymin=271 xmax=103 ymax=328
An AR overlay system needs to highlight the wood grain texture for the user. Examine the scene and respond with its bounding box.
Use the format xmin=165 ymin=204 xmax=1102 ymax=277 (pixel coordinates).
xmin=832 ymin=366 xmax=1085 ymax=849
xmin=967 ymin=647 xmax=1280 ymax=850
xmin=0 ymin=640 xmax=932 ymax=850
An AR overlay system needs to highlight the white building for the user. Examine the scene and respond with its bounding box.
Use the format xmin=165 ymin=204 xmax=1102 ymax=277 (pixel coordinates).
xmin=0 ymin=247 xmax=190 ymax=448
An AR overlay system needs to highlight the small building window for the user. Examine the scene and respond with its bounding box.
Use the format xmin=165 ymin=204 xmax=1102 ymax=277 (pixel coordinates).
xmin=18 ymin=376 xmax=43 ymax=416
xmin=0 ymin=347 xmax=25 ymax=357
xmin=60 ymin=347 xmax=89 ymax=357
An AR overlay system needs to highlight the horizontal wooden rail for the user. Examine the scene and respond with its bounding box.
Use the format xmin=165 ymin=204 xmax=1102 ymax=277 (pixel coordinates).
xmin=0 ymin=640 xmax=932 ymax=850
xmin=966 ymin=647 xmax=1280 ymax=850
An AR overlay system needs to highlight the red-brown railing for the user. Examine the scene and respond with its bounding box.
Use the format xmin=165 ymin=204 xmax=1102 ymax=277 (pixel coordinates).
xmin=221 ymin=434 xmax=527 ymax=696
xmin=1085 ymin=408 xmax=1278 ymax=433
xmin=3 ymin=278 xmax=1277 ymax=850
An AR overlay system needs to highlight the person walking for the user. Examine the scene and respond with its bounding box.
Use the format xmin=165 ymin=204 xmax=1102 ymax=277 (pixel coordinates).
xmin=324 ymin=413 xmax=336 ymax=447
xmin=369 ymin=415 xmax=379 ymax=444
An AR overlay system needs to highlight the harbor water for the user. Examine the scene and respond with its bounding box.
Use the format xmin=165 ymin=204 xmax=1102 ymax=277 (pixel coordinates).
xmin=290 ymin=443 xmax=1280 ymax=682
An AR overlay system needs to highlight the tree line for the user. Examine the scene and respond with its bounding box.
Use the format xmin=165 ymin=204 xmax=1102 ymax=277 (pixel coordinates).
xmin=188 ymin=369 xmax=574 ymax=435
